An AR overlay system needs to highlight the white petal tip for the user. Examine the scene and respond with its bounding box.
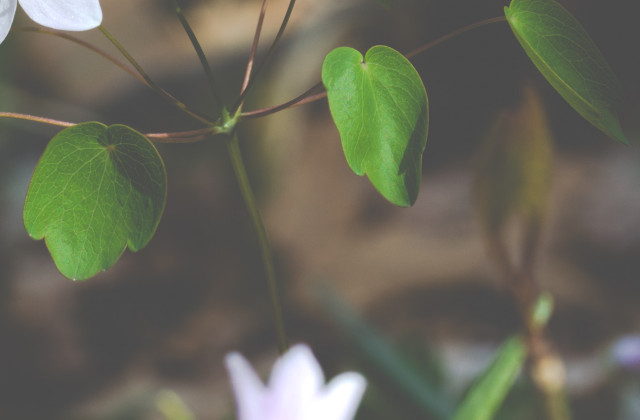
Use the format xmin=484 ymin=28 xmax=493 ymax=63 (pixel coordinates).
xmin=19 ymin=0 xmax=103 ymax=31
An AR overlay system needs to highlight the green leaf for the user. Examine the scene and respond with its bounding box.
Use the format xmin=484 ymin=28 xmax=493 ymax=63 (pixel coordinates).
xmin=24 ymin=122 xmax=167 ymax=280
xmin=453 ymin=336 xmax=527 ymax=420
xmin=474 ymin=83 xmax=553 ymax=234
xmin=505 ymin=0 xmax=628 ymax=143
xmin=322 ymin=45 xmax=428 ymax=207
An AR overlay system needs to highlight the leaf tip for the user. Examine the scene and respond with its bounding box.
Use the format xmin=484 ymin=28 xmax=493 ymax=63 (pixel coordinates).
xmin=616 ymin=130 xmax=630 ymax=145
xmin=503 ymin=5 xmax=513 ymax=20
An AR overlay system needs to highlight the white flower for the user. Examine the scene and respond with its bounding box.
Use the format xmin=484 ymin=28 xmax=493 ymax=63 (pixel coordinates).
xmin=225 ymin=343 xmax=367 ymax=420
xmin=1 ymin=0 xmax=102 ymax=44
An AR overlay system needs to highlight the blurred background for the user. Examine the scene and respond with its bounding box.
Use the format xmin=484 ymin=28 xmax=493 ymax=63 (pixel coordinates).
xmin=1 ymin=0 xmax=640 ymax=418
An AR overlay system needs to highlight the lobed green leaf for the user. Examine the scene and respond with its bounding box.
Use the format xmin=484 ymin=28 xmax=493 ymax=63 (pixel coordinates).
xmin=24 ymin=122 xmax=167 ymax=280
xmin=505 ymin=0 xmax=628 ymax=143
xmin=322 ymin=45 xmax=429 ymax=207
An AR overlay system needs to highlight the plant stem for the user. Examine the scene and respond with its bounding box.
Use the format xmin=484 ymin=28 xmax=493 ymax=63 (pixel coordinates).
xmin=98 ymin=25 xmax=213 ymax=125
xmin=172 ymin=0 xmax=223 ymax=109
xmin=405 ymin=16 xmax=507 ymax=59
xmin=226 ymin=133 xmax=288 ymax=353
xmin=487 ymin=232 xmax=571 ymax=420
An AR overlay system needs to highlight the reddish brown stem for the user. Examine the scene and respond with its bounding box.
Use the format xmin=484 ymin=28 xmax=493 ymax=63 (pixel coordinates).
xmin=241 ymin=0 xmax=270 ymax=96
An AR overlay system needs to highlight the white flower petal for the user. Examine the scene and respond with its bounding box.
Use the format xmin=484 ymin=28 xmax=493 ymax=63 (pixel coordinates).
xmin=18 ymin=0 xmax=102 ymax=31
xmin=0 ymin=0 xmax=18 ymax=44
xmin=320 ymin=372 xmax=367 ymax=420
xmin=225 ymin=352 xmax=267 ymax=420
xmin=267 ymin=344 xmax=325 ymax=417
xmin=226 ymin=344 xmax=367 ymax=420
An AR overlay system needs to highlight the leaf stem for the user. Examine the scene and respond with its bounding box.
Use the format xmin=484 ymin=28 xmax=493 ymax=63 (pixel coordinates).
xmin=0 ymin=112 xmax=75 ymax=128
xmin=238 ymin=15 xmax=505 ymax=120
xmin=240 ymin=0 xmax=270 ymax=98
xmin=239 ymin=82 xmax=325 ymax=120
xmin=233 ymin=0 xmax=297 ymax=112
xmin=172 ymin=0 xmax=224 ymax=109
xmin=405 ymin=16 xmax=507 ymax=59
xmin=13 ymin=27 xmax=148 ymax=86
xmin=98 ymin=25 xmax=213 ymax=125
xmin=226 ymin=133 xmax=288 ymax=354
xmin=145 ymin=126 xmax=221 ymax=142
xmin=0 ymin=112 xmax=224 ymax=143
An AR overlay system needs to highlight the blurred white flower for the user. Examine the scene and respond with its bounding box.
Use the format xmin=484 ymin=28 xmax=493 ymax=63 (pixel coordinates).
xmin=225 ymin=343 xmax=367 ymax=420
xmin=1 ymin=0 xmax=102 ymax=44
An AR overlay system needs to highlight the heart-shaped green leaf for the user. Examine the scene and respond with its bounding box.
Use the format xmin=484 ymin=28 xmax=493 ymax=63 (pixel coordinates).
xmin=24 ymin=122 xmax=167 ymax=280
xmin=505 ymin=0 xmax=628 ymax=143
xmin=322 ymin=45 xmax=429 ymax=207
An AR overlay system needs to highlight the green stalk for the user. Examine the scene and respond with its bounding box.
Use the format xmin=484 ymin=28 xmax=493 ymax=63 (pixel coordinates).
xmin=226 ymin=133 xmax=288 ymax=353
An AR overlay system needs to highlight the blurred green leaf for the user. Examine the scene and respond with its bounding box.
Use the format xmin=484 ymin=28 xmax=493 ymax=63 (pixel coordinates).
xmin=322 ymin=45 xmax=428 ymax=207
xmin=24 ymin=122 xmax=166 ymax=280
xmin=474 ymin=83 xmax=553 ymax=234
xmin=505 ymin=0 xmax=628 ymax=143
xmin=530 ymin=292 xmax=553 ymax=329
xmin=319 ymin=287 xmax=454 ymax=420
xmin=453 ymin=336 xmax=527 ymax=420
xmin=493 ymin=377 xmax=546 ymax=420
xmin=156 ymin=390 xmax=196 ymax=420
